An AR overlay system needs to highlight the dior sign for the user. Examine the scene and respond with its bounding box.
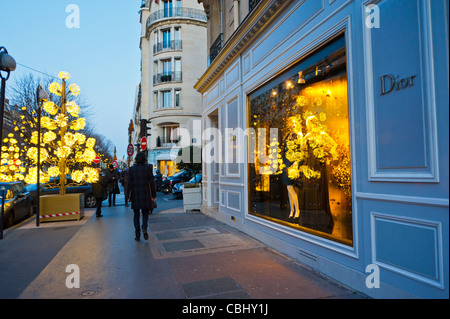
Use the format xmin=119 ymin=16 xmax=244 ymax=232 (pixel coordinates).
xmin=380 ymin=74 xmax=416 ymax=95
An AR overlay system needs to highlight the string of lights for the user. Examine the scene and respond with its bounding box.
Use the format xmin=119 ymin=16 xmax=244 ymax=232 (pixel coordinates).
xmin=16 ymin=63 xmax=58 ymax=80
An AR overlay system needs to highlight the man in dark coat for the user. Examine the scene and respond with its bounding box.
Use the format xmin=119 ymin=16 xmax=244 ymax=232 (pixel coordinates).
xmin=92 ymin=168 xmax=107 ymax=217
xmin=105 ymin=164 xmax=119 ymax=206
xmin=127 ymin=152 xmax=157 ymax=240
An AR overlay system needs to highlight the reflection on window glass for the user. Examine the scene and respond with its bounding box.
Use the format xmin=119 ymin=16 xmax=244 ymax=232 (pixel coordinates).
xmin=1 ymin=189 xmax=14 ymax=200
xmin=248 ymin=35 xmax=353 ymax=245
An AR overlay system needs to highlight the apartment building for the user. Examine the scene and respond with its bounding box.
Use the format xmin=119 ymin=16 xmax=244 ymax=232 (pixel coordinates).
xmin=135 ymin=0 xmax=207 ymax=176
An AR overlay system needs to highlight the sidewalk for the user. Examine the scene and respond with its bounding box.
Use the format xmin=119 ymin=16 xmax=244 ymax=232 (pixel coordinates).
xmin=2 ymin=194 xmax=368 ymax=300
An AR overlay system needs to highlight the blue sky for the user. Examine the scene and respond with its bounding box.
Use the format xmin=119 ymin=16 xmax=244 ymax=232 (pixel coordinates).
xmin=0 ymin=0 xmax=142 ymax=160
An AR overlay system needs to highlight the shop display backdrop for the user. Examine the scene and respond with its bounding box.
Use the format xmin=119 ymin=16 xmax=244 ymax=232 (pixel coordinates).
xmin=248 ymin=35 xmax=353 ymax=245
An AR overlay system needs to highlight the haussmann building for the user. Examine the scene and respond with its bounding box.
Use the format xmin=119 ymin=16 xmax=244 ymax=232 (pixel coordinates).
xmin=195 ymin=0 xmax=449 ymax=298
xmin=136 ymin=0 xmax=207 ymax=176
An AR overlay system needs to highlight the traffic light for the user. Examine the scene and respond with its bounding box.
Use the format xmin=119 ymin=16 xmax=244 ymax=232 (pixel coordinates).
xmin=139 ymin=119 xmax=151 ymax=138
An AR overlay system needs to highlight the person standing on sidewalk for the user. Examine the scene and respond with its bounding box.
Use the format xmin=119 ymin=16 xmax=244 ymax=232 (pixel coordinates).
xmin=105 ymin=164 xmax=119 ymax=206
xmin=92 ymin=168 xmax=107 ymax=217
xmin=127 ymin=152 xmax=157 ymax=241
xmin=122 ymin=168 xmax=129 ymax=207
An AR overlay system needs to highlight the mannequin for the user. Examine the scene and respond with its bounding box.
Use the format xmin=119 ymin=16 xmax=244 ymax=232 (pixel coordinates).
xmin=282 ymin=131 xmax=300 ymax=219
xmin=287 ymin=184 xmax=300 ymax=218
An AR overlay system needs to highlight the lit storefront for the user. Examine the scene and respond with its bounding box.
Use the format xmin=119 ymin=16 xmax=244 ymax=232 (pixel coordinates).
xmin=196 ymin=0 xmax=448 ymax=298
xmin=248 ymin=35 xmax=352 ymax=245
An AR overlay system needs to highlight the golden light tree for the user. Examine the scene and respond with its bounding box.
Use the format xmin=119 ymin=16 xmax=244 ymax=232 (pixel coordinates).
xmin=0 ymin=133 xmax=27 ymax=182
xmin=24 ymin=71 xmax=99 ymax=195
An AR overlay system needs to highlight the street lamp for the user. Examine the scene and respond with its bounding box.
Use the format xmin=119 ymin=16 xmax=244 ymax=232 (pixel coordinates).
xmin=0 ymin=47 xmax=16 ymax=73
xmin=35 ymin=85 xmax=49 ymax=227
xmin=0 ymin=47 xmax=16 ymax=239
xmin=0 ymin=46 xmax=16 ymax=165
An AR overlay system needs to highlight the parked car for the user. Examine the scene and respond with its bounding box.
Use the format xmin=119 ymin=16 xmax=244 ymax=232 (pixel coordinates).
xmin=25 ymin=177 xmax=107 ymax=211
xmin=172 ymin=174 xmax=202 ymax=199
xmin=0 ymin=181 xmax=33 ymax=228
xmin=159 ymin=170 xmax=193 ymax=194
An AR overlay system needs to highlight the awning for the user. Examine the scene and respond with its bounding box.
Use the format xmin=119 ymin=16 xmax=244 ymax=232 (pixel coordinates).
xmin=156 ymin=152 xmax=178 ymax=161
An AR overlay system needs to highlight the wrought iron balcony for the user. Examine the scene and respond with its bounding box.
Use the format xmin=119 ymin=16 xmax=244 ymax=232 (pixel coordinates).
xmin=158 ymin=136 xmax=180 ymax=147
xmin=249 ymin=0 xmax=262 ymax=12
xmin=147 ymin=7 xmax=207 ymax=28
xmin=153 ymin=40 xmax=182 ymax=54
xmin=209 ymin=33 xmax=223 ymax=64
xmin=153 ymin=71 xmax=182 ymax=84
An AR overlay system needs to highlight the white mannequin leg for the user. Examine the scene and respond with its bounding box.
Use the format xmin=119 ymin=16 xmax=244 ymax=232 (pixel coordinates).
xmin=287 ymin=185 xmax=300 ymax=218
xmin=287 ymin=185 xmax=296 ymax=218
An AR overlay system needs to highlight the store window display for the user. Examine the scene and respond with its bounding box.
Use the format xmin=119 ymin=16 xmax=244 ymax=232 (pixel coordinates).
xmin=248 ymin=35 xmax=353 ymax=245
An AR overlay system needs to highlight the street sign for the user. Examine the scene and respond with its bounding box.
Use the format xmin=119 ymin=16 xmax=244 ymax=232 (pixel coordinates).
xmin=140 ymin=136 xmax=147 ymax=151
xmin=93 ymin=156 xmax=101 ymax=164
xmin=128 ymin=120 xmax=134 ymax=132
xmin=127 ymin=143 xmax=134 ymax=157
xmin=112 ymin=160 xmax=118 ymax=169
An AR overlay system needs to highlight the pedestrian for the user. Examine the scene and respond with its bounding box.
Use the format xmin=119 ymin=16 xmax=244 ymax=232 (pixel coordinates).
xmin=92 ymin=168 xmax=107 ymax=217
xmin=127 ymin=152 xmax=157 ymax=241
xmin=120 ymin=168 xmax=126 ymax=186
xmin=123 ymin=168 xmax=129 ymax=207
xmin=105 ymin=163 xmax=119 ymax=206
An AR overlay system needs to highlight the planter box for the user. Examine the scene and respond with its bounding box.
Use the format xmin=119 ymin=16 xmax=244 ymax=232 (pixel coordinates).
xmin=39 ymin=193 xmax=84 ymax=222
xmin=182 ymin=186 xmax=202 ymax=212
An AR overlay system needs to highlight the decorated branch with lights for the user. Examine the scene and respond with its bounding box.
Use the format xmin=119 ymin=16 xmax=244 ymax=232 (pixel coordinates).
xmin=24 ymin=71 xmax=98 ymax=194
xmin=285 ymin=109 xmax=338 ymax=181
xmin=0 ymin=133 xmax=27 ymax=182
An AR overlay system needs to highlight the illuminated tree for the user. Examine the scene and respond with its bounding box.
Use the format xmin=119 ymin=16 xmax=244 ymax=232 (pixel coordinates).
xmin=0 ymin=133 xmax=27 ymax=182
xmin=24 ymin=71 xmax=99 ymax=194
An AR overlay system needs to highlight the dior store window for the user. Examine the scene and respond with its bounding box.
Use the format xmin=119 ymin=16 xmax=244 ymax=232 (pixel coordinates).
xmin=248 ymin=35 xmax=353 ymax=245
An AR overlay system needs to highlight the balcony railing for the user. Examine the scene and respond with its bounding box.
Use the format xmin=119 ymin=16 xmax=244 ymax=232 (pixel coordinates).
xmin=158 ymin=136 xmax=180 ymax=147
xmin=153 ymin=40 xmax=182 ymax=54
xmin=147 ymin=7 xmax=207 ymax=28
xmin=153 ymin=71 xmax=182 ymax=84
xmin=249 ymin=0 xmax=262 ymax=12
xmin=209 ymin=33 xmax=223 ymax=64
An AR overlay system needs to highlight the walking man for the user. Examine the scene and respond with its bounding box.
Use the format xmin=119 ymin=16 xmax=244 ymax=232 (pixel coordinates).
xmin=127 ymin=152 xmax=157 ymax=241
xmin=105 ymin=164 xmax=119 ymax=206
xmin=92 ymin=168 xmax=107 ymax=217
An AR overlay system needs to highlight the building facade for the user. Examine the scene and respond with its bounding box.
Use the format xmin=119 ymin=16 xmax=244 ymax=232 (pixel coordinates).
xmin=135 ymin=0 xmax=207 ymax=176
xmin=195 ymin=0 xmax=449 ymax=298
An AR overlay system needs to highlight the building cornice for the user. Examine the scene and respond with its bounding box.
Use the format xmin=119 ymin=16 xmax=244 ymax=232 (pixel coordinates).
xmin=194 ymin=0 xmax=292 ymax=94
xmin=197 ymin=0 xmax=210 ymax=18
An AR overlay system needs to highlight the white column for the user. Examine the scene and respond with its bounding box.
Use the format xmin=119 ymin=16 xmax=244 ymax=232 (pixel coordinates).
xmin=233 ymin=0 xmax=240 ymax=30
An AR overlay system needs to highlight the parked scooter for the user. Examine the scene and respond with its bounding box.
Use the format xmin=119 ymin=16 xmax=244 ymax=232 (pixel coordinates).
xmin=157 ymin=179 xmax=172 ymax=194
xmin=154 ymin=170 xmax=167 ymax=193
